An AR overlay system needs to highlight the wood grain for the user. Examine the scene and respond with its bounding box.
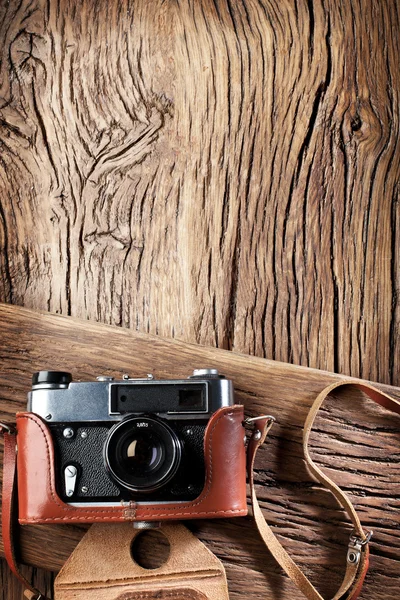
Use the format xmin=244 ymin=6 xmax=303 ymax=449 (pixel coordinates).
xmin=0 ymin=305 xmax=399 ymax=600
xmin=0 ymin=0 xmax=399 ymax=598
xmin=0 ymin=0 xmax=399 ymax=384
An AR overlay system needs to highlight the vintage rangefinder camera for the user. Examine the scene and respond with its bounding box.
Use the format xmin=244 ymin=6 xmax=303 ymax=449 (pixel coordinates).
xmin=16 ymin=369 xmax=248 ymax=524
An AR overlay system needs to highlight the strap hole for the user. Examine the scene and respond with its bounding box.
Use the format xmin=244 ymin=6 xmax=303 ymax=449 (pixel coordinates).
xmin=131 ymin=530 xmax=171 ymax=569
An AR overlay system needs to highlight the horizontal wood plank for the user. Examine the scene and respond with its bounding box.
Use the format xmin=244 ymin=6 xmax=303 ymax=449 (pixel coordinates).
xmin=0 ymin=304 xmax=399 ymax=599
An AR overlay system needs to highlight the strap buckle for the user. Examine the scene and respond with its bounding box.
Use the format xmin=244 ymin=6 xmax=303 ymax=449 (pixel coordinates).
xmin=0 ymin=421 xmax=15 ymax=434
xmin=347 ymin=530 xmax=373 ymax=565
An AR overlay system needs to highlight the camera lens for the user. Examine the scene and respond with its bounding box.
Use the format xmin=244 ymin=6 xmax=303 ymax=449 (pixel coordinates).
xmin=104 ymin=417 xmax=181 ymax=493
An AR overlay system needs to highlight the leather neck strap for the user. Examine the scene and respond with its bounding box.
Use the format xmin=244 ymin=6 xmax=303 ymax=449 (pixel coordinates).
xmin=247 ymin=380 xmax=400 ymax=600
xmin=2 ymin=380 xmax=400 ymax=600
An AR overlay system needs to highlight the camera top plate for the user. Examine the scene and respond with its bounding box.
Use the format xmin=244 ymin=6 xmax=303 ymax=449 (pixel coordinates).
xmin=28 ymin=372 xmax=234 ymax=423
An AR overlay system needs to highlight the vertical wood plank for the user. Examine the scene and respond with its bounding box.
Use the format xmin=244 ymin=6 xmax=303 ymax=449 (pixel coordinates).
xmin=0 ymin=0 xmax=398 ymax=383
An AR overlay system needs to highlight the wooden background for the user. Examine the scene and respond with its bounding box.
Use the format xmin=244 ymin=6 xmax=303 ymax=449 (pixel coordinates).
xmin=0 ymin=0 xmax=399 ymax=598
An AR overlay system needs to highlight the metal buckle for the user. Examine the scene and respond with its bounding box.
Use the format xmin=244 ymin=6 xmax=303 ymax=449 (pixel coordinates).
xmin=244 ymin=415 xmax=276 ymax=425
xmin=244 ymin=415 xmax=276 ymax=441
xmin=347 ymin=530 xmax=373 ymax=565
xmin=0 ymin=422 xmax=15 ymax=434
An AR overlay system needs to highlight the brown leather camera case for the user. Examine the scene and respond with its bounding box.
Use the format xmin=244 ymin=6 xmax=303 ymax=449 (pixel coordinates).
xmin=16 ymin=405 xmax=247 ymax=524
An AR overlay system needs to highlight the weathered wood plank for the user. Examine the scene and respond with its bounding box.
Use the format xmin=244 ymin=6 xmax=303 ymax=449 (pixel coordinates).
xmin=0 ymin=305 xmax=399 ymax=599
xmin=0 ymin=0 xmax=399 ymax=385
xmin=0 ymin=562 xmax=54 ymax=600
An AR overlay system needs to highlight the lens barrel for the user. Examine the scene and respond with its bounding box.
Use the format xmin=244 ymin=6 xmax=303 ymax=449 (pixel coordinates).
xmin=104 ymin=416 xmax=181 ymax=493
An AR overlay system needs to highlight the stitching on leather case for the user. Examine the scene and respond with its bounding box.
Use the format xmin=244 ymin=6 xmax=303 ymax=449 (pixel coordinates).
xmin=21 ymin=508 xmax=246 ymax=522
xmin=18 ymin=407 xmax=245 ymax=522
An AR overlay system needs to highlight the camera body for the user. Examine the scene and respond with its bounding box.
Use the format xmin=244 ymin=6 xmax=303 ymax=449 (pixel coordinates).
xmin=17 ymin=369 xmax=248 ymax=524
xmin=28 ymin=369 xmax=231 ymax=505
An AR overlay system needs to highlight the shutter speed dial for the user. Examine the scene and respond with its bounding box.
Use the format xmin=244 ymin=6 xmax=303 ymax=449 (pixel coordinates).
xmin=32 ymin=371 xmax=72 ymax=389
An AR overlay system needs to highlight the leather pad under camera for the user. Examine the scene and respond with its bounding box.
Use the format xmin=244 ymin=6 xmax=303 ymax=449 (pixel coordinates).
xmin=54 ymin=523 xmax=229 ymax=600
xmin=116 ymin=591 xmax=208 ymax=599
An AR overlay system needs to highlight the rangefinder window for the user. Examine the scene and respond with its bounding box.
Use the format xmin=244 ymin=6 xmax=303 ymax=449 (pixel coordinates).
xmin=178 ymin=388 xmax=203 ymax=409
xmin=110 ymin=382 xmax=207 ymax=415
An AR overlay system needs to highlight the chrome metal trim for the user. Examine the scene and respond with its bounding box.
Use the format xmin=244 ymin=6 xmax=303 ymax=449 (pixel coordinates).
xmin=0 ymin=422 xmax=15 ymax=434
xmin=244 ymin=415 xmax=276 ymax=425
xmin=68 ymin=499 xmax=191 ymax=507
